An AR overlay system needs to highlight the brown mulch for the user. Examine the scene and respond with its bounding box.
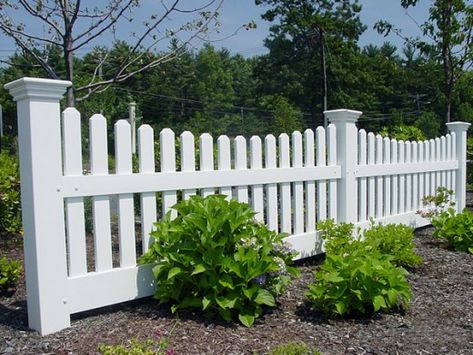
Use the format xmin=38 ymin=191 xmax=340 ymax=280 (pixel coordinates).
xmin=1 ymin=200 xmax=473 ymax=355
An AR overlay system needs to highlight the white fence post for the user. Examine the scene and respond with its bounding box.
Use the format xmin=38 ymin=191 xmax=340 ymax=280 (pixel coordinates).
xmin=5 ymin=77 xmax=72 ymax=335
xmin=325 ymin=109 xmax=362 ymax=223
xmin=446 ymin=121 xmax=470 ymax=212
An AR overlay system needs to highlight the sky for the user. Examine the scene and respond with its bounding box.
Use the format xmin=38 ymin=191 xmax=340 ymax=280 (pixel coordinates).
xmin=0 ymin=0 xmax=431 ymax=61
xmin=210 ymin=0 xmax=430 ymax=56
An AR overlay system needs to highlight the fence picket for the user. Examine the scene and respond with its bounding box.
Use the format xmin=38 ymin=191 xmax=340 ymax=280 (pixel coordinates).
xmin=327 ymin=124 xmax=337 ymax=220
xmin=235 ymin=136 xmax=249 ymax=203
xmin=391 ymin=139 xmax=398 ymax=215
xmin=89 ymin=114 xmax=113 ymax=272
xmin=375 ymin=135 xmax=383 ymax=218
xmin=398 ymin=141 xmax=406 ymax=214
xmin=441 ymin=136 xmax=447 ymax=187
xmin=358 ymin=130 xmax=367 ymax=222
xmin=383 ymin=137 xmax=391 ymax=217
xmin=265 ymin=135 xmax=278 ymax=231
xmin=423 ymin=141 xmax=430 ymax=206
xmin=250 ymin=136 xmax=264 ymax=222
xmin=160 ymin=129 xmax=177 ymax=218
xmin=405 ymin=141 xmax=412 ymax=212
xmin=200 ymin=134 xmax=215 ymax=197
xmin=446 ymin=134 xmax=452 ymax=191
xmin=451 ymin=133 xmax=457 ymax=196
xmin=316 ymin=127 xmax=327 ymax=221
xmin=217 ymin=135 xmax=232 ymax=199
xmin=62 ymin=108 xmax=87 ymax=276
xmin=367 ymin=132 xmax=376 ymax=218
xmin=292 ymin=131 xmax=304 ymax=234
xmin=304 ymin=129 xmax=316 ymax=232
xmin=181 ymin=131 xmax=196 ymax=200
xmin=138 ymin=125 xmax=156 ymax=253
xmin=436 ymin=138 xmax=442 ymax=191
xmin=412 ymin=142 xmax=418 ymax=211
xmin=279 ymin=133 xmax=292 ymax=233
xmin=429 ymin=139 xmax=436 ymax=198
xmin=115 ymin=120 xmax=136 ymax=267
xmin=418 ymin=142 xmax=424 ymax=208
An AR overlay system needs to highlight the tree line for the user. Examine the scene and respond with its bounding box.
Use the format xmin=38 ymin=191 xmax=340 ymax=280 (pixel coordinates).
xmin=0 ymin=0 xmax=472 ymax=141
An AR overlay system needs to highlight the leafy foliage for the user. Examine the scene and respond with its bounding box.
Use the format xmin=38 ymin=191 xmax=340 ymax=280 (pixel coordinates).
xmin=379 ymin=124 xmax=426 ymax=141
xmin=363 ymin=223 xmax=422 ymax=268
xmin=419 ymin=187 xmax=473 ymax=254
xmin=431 ymin=208 xmax=473 ymax=254
xmin=0 ymin=152 xmax=22 ymax=236
xmin=140 ymin=195 xmax=299 ymax=327
xmin=0 ymin=257 xmax=22 ymax=292
xmin=268 ymin=341 xmax=321 ymax=355
xmin=99 ymin=326 xmax=175 ymax=355
xmin=306 ymin=251 xmax=411 ymax=316
xmin=317 ymin=219 xmax=421 ymax=269
xmin=308 ymin=219 xmax=417 ymax=316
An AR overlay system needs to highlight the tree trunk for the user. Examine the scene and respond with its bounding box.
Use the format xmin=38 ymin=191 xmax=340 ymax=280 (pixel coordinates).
xmin=64 ymin=43 xmax=75 ymax=107
xmin=441 ymin=0 xmax=453 ymax=126
xmin=63 ymin=0 xmax=75 ymax=107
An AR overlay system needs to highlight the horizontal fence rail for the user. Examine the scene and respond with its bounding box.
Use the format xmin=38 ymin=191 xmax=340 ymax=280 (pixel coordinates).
xmin=6 ymin=77 xmax=471 ymax=335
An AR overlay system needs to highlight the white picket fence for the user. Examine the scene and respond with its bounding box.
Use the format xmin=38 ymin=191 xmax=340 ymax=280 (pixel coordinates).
xmin=6 ymin=77 xmax=471 ymax=335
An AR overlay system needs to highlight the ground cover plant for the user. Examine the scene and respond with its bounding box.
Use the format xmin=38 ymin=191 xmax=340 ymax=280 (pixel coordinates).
xmin=0 ymin=256 xmax=21 ymax=293
xmin=99 ymin=326 xmax=175 ymax=355
xmin=0 ymin=152 xmax=21 ymax=236
xmin=268 ymin=341 xmax=321 ymax=355
xmin=306 ymin=220 xmax=418 ymax=316
xmin=419 ymin=187 xmax=473 ymax=254
xmin=139 ymin=194 xmax=299 ymax=327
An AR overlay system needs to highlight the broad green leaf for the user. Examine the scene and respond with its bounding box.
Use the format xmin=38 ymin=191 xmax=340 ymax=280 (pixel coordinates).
xmin=191 ymin=264 xmax=207 ymax=276
xmin=335 ymin=301 xmax=348 ymax=315
xmin=218 ymin=274 xmax=234 ymax=289
xmin=373 ymin=295 xmax=387 ymax=311
xmin=216 ymin=295 xmax=237 ymax=309
xmin=181 ymin=296 xmax=202 ymax=308
xmin=170 ymin=304 xmax=179 ymax=313
xmin=218 ymin=307 xmax=232 ymax=321
xmin=152 ymin=264 xmax=166 ymax=278
xmin=202 ymin=295 xmax=212 ymax=310
xmin=243 ymin=285 xmax=258 ymax=300
xmin=238 ymin=312 xmax=255 ymax=327
xmin=254 ymin=288 xmax=276 ymax=307
xmin=167 ymin=267 xmax=182 ymax=280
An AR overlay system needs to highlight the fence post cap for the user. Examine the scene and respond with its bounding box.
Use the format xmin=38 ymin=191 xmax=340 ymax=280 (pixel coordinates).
xmin=324 ymin=109 xmax=363 ymax=123
xmin=446 ymin=121 xmax=471 ymax=132
xmin=4 ymin=77 xmax=71 ymax=102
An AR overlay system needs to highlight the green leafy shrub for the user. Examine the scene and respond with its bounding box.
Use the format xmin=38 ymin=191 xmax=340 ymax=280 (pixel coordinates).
xmin=306 ymin=251 xmax=411 ymax=316
xmin=418 ymin=186 xmax=455 ymax=219
xmin=379 ymin=124 xmax=426 ymax=141
xmin=363 ymin=223 xmax=422 ymax=268
xmin=139 ymin=195 xmax=299 ymax=327
xmin=0 ymin=152 xmax=22 ymax=236
xmin=317 ymin=219 xmax=422 ymax=269
xmin=0 ymin=257 xmax=22 ymax=292
xmin=431 ymin=208 xmax=473 ymax=254
xmin=268 ymin=341 xmax=320 ymax=355
xmin=418 ymin=187 xmax=473 ymax=254
xmin=308 ymin=219 xmax=417 ymax=316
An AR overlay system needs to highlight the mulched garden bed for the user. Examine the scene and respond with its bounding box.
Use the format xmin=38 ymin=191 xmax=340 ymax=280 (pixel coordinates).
xmin=1 ymin=199 xmax=473 ymax=354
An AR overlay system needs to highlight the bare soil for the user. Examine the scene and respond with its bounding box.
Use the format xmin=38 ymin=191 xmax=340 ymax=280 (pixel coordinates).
xmin=1 ymin=198 xmax=473 ymax=354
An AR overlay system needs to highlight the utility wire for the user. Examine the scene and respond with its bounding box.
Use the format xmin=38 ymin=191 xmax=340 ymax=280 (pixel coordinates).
xmin=113 ymin=86 xmax=313 ymax=117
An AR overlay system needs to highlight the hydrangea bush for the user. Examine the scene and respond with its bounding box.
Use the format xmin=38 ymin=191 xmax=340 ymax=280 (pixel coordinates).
xmin=140 ymin=195 xmax=299 ymax=327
